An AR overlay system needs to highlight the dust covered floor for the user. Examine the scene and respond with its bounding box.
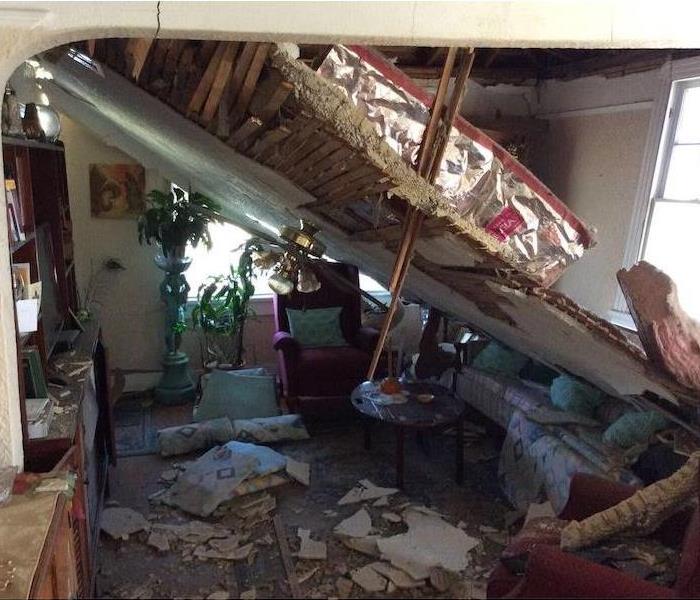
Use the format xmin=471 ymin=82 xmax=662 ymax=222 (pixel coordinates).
xmin=97 ymin=404 xmax=509 ymax=599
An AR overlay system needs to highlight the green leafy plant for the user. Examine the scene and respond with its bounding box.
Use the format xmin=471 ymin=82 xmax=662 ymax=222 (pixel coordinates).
xmin=191 ymin=238 xmax=263 ymax=366
xmin=137 ymin=188 xmax=221 ymax=256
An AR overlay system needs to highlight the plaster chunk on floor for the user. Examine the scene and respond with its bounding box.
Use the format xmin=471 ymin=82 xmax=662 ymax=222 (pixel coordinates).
xmin=351 ymin=564 xmax=387 ymax=593
xmin=338 ymin=479 xmax=398 ymax=505
xmin=370 ymin=561 xmax=424 ymax=588
xmin=101 ymin=507 xmax=150 ymax=540
xmin=341 ymin=535 xmax=381 ymax=557
xmin=524 ymin=501 xmax=556 ymax=524
xmin=334 ymin=508 xmax=373 ymax=538
xmin=285 ymin=457 xmax=310 ymax=486
xmin=372 ymin=496 xmax=389 ymax=507
xmin=335 ymin=576 xmax=354 ymax=598
xmin=376 ymin=507 xmax=480 ymax=578
xmin=297 ymin=528 xmax=327 ymax=560
xmin=146 ymin=530 xmax=171 ymax=552
xmin=381 ymin=511 xmax=402 ymax=524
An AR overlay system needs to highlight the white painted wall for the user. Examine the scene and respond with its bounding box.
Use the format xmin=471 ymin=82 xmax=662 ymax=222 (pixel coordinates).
xmin=0 ymin=0 xmax=699 ymax=468
xmin=533 ymin=68 xmax=665 ymax=317
xmin=60 ymin=116 xmax=167 ymax=371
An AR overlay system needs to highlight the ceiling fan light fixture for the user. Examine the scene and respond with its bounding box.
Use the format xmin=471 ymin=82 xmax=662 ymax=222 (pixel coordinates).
xmin=268 ymin=255 xmax=298 ymax=296
xmin=279 ymin=219 xmax=326 ymax=258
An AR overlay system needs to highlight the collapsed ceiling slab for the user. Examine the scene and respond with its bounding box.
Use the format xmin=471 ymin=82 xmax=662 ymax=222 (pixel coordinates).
xmin=34 ymin=40 xmax=699 ymax=410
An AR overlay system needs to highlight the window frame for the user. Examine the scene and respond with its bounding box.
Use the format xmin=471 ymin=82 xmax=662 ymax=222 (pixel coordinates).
xmin=609 ymin=56 xmax=700 ymax=327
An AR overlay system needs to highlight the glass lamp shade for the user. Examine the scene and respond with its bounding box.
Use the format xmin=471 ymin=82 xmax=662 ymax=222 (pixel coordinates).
xmin=269 ymin=272 xmax=295 ymax=295
xmin=296 ymin=265 xmax=321 ymax=293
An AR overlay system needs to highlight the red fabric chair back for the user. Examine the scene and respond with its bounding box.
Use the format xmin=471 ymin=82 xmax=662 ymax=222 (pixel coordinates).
xmin=272 ymin=261 xmax=362 ymax=342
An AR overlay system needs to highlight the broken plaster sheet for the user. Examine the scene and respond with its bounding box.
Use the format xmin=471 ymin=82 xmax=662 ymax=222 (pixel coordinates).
xmin=297 ymin=528 xmax=327 ymax=560
xmin=338 ymin=479 xmax=398 ymax=505
xmin=376 ymin=507 xmax=480 ymax=579
xmin=100 ymin=507 xmax=150 ymax=540
xmin=482 ymin=281 xmax=679 ymax=403
xmin=334 ymin=508 xmax=373 ymax=538
xmin=285 ymin=457 xmax=310 ymax=486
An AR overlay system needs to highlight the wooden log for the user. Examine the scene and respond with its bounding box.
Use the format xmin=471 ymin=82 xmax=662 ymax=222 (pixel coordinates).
xmin=200 ymin=42 xmax=239 ymax=126
xmin=186 ymin=42 xmax=225 ymax=117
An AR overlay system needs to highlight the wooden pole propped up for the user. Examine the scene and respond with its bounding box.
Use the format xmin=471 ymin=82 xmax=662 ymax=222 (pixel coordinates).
xmin=366 ymin=47 xmax=475 ymax=381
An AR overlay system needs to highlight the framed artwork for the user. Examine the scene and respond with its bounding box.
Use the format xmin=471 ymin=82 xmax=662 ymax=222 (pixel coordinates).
xmin=89 ymin=163 xmax=146 ymax=219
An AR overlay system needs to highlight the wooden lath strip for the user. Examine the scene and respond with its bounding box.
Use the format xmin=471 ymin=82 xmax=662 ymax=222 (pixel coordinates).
xmin=277 ymin=132 xmax=331 ymax=176
xmin=228 ymin=116 xmax=264 ymax=149
xmin=224 ymin=42 xmax=259 ymax=120
xmin=230 ymin=43 xmax=271 ymax=124
xmin=187 ymin=42 xmax=226 ymax=116
xmin=330 ymin=178 xmax=395 ymax=206
xmin=248 ymin=125 xmax=292 ymax=160
xmin=310 ymin=163 xmax=378 ymax=197
xmin=352 ymin=217 xmax=449 ymax=242
xmin=159 ymin=40 xmax=187 ymax=99
xmin=200 ymin=42 xmax=239 ymax=126
xmin=288 ymin=138 xmax=344 ymax=179
xmin=294 ymin=146 xmax=355 ymax=188
xmin=249 ymin=73 xmax=294 ymax=123
xmin=264 ymin=118 xmax=321 ymax=168
xmin=124 ymin=38 xmax=153 ymax=81
xmin=170 ymin=44 xmax=196 ymax=109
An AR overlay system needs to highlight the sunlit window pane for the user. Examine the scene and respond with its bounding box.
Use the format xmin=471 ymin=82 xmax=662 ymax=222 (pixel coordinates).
xmin=643 ymin=201 xmax=700 ymax=320
xmin=675 ymin=86 xmax=700 ymax=144
xmin=663 ymin=144 xmax=700 ymax=200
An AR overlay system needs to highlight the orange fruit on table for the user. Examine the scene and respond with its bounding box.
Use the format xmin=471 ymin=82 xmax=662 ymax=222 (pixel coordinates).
xmin=380 ymin=377 xmax=402 ymax=395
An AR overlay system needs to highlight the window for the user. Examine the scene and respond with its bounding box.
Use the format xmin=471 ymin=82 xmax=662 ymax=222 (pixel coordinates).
xmin=173 ymin=184 xmax=388 ymax=300
xmin=640 ymin=78 xmax=700 ymax=320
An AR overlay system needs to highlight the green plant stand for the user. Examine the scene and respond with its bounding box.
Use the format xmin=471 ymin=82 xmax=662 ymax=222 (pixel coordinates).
xmin=154 ymin=253 xmax=195 ymax=406
xmin=155 ymin=351 xmax=196 ymax=405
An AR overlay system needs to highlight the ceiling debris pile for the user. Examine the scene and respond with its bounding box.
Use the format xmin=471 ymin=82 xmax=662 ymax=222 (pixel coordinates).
xmin=38 ymin=38 xmax=700 ymax=411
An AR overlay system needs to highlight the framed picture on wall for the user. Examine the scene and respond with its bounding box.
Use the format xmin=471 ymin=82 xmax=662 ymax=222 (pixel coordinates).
xmin=89 ymin=163 xmax=146 ymax=219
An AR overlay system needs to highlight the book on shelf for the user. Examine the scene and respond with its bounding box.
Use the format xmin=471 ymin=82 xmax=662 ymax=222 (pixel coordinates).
xmin=22 ymin=347 xmax=47 ymax=398
xmin=4 ymin=179 xmax=24 ymax=242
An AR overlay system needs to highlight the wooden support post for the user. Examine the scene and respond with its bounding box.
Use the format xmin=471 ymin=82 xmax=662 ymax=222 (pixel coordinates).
xmin=366 ymin=47 xmax=473 ymax=381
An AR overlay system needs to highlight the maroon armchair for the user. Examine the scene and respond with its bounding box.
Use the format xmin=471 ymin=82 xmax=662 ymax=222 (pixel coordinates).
xmin=488 ymin=472 xmax=700 ymax=599
xmin=272 ymin=262 xmax=380 ymax=418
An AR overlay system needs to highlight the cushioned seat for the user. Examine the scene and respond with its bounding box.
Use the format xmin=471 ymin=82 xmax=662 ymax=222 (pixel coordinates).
xmin=272 ymin=261 xmax=381 ymax=418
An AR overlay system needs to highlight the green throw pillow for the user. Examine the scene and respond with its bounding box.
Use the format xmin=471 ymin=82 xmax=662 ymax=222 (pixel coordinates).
xmin=194 ymin=369 xmax=280 ymax=422
xmin=471 ymin=341 xmax=529 ymax=377
xmin=550 ymin=374 xmax=605 ymax=418
xmin=286 ymin=306 xmax=348 ymax=348
xmin=603 ymin=411 xmax=668 ymax=449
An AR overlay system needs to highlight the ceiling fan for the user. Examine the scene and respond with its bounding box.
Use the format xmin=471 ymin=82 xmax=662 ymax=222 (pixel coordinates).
xmin=249 ymin=218 xmax=391 ymax=313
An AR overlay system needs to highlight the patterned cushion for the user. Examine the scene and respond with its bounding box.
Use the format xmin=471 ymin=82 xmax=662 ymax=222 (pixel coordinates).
xmin=550 ymin=374 xmax=605 ymax=418
xmin=286 ymin=306 xmax=348 ymax=348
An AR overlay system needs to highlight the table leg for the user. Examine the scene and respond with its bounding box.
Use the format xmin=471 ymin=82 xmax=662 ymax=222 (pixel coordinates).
xmin=396 ymin=425 xmax=405 ymax=488
xmin=455 ymin=416 xmax=464 ymax=486
xmin=363 ymin=418 xmax=372 ymax=451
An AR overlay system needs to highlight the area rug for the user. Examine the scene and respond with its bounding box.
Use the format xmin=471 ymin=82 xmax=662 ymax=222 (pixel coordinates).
xmin=114 ymin=396 xmax=159 ymax=457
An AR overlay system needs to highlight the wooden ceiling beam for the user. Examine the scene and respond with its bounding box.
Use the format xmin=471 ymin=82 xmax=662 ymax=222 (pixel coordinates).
xmin=400 ymin=64 xmax=536 ymax=83
xmin=200 ymin=41 xmax=239 ymax=126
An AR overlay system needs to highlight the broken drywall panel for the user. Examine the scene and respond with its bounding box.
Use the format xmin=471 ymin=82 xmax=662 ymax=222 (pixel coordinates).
xmin=350 ymin=564 xmax=387 ymax=593
xmin=297 ymin=529 xmax=327 ymax=560
xmin=370 ymin=561 xmax=424 ymax=588
xmin=338 ymin=479 xmax=398 ymax=505
xmin=285 ymin=457 xmax=310 ymax=486
xmin=334 ymin=508 xmax=373 ymax=538
xmin=100 ymin=507 xmax=150 ymax=540
xmin=376 ymin=507 xmax=480 ymax=578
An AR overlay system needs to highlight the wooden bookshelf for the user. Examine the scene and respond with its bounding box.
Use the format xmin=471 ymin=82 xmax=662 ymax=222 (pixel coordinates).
xmin=3 ymin=138 xmax=78 ymax=466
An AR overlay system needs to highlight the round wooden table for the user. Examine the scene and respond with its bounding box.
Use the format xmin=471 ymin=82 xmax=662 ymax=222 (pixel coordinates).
xmin=351 ymin=380 xmax=466 ymax=488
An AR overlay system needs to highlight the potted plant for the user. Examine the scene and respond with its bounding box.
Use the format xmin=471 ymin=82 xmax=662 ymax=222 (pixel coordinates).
xmin=192 ymin=238 xmax=262 ymax=368
xmin=137 ymin=187 xmax=220 ymax=258
xmin=137 ymin=186 xmax=221 ymax=405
